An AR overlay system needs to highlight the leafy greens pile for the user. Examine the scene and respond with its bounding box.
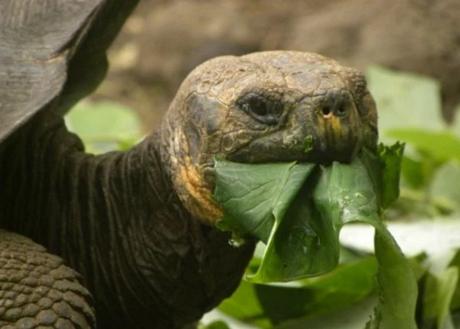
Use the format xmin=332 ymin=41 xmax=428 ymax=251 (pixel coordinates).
xmin=213 ymin=143 xmax=418 ymax=329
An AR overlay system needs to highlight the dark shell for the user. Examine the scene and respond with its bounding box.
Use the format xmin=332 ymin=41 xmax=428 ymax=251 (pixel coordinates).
xmin=0 ymin=0 xmax=139 ymax=143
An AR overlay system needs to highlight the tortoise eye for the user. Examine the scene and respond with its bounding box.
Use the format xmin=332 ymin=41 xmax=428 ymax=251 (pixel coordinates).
xmin=237 ymin=93 xmax=282 ymax=125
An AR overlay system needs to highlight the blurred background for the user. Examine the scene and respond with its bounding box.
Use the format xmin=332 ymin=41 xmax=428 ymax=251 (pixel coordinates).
xmin=87 ymin=0 xmax=460 ymax=128
xmin=65 ymin=1 xmax=460 ymax=328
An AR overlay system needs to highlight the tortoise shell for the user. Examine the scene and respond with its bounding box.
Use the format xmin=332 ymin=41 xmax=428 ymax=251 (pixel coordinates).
xmin=0 ymin=0 xmax=138 ymax=143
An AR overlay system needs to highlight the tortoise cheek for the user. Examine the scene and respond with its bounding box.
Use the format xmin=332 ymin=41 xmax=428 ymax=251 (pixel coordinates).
xmin=186 ymin=93 xmax=226 ymax=135
xmin=175 ymin=156 xmax=223 ymax=225
xmin=184 ymin=93 xmax=227 ymax=162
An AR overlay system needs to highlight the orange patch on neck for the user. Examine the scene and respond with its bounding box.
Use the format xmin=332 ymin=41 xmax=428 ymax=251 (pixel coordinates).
xmin=177 ymin=158 xmax=223 ymax=225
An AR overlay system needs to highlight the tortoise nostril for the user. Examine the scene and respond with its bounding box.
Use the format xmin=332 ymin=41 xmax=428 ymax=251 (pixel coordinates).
xmin=321 ymin=106 xmax=332 ymax=117
xmin=335 ymin=106 xmax=347 ymax=117
xmin=319 ymin=91 xmax=351 ymax=118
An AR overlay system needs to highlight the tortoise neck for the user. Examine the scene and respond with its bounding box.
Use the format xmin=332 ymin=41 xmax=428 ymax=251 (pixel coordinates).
xmin=0 ymin=111 xmax=254 ymax=329
xmin=0 ymin=112 xmax=169 ymax=324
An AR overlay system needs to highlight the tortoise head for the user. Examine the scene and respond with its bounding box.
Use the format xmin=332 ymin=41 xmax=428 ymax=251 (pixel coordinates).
xmin=162 ymin=51 xmax=378 ymax=224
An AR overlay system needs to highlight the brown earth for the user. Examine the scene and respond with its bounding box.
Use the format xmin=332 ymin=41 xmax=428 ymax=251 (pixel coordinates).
xmin=92 ymin=0 xmax=460 ymax=130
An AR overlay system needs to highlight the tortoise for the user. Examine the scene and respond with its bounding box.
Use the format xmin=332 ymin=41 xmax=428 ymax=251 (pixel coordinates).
xmin=0 ymin=48 xmax=378 ymax=328
xmin=0 ymin=4 xmax=379 ymax=328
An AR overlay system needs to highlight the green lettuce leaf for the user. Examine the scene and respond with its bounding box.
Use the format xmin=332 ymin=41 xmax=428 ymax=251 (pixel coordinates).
xmin=213 ymin=143 xmax=417 ymax=329
xmin=214 ymin=161 xmax=315 ymax=243
xmin=218 ymin=256 xmax=378 ymax=328
xmin=313 ymin=156 xmax=418 ymax=329
xmin=367 ymin=225 xmax=418 ymax=329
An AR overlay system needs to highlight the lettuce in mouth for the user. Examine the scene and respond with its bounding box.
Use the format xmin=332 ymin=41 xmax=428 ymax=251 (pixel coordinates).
xmin=214 ymin=143 xmax=418 ymax=329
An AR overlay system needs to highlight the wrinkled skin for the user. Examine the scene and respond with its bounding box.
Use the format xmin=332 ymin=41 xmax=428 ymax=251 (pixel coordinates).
xmin=0 ymin=51 xmax=377 ymax=328
xmin=163 ymin=51 xmax=378 ymax=224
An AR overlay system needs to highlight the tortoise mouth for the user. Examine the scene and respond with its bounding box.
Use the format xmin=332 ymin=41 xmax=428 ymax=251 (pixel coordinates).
xmin=199 ymin=141 xmax=358 ymax=223
xmin=196 ymin=113 xmax=371 ymax=224
xmin=203 ymin=136 xmax=360 ymax=191
xmin=223 ymin=129 xmax=362 ymax=165
xmin=227 ymin=144 xmax=357 ymax=165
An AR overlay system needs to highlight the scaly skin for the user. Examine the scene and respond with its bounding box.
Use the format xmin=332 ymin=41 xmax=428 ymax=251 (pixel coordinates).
xmin=0 ymin=230 xmax=95 ymax=328
xmin=0 ymin=51 xmax=378 ymax=328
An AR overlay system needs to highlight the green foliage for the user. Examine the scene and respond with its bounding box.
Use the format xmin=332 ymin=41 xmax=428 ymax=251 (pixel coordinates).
xmin=387 ymin=130 xmax=460 ymax=163
xmin=430 ymin=162 xmax=460 ymax=213
xmin=369 ymin=227 xmax=418 ymax=329
xmin=423 ymin=268 xmax=458 ymax=329
xmin=214 ymin=143 xmax=417 ymax=329
xmin=219 ymin=257 xmax=378 ymax=328
xmin=366 ymin=66 xmax=444 ymax=136
xmin=65 ymin=100 xmax=143 ymax=153
xmin=214 ymin=162 xmax=315 ymax=244
xmin=199 ymin=321 xmax=232 ymax=329
xmin=367 ymin=66 xmax=460 ymax=218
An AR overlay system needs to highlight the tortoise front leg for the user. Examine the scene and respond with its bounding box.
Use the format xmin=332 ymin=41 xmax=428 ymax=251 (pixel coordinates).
xmin=0 ymin=230 xmax=95 ymax=329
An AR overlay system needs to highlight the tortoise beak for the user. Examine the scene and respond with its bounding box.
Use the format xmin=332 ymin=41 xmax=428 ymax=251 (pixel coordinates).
xmin=274 ymin=89 xmax=363 ymax=164
xmin=308 ymin=91 xmax=363 ymax=163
